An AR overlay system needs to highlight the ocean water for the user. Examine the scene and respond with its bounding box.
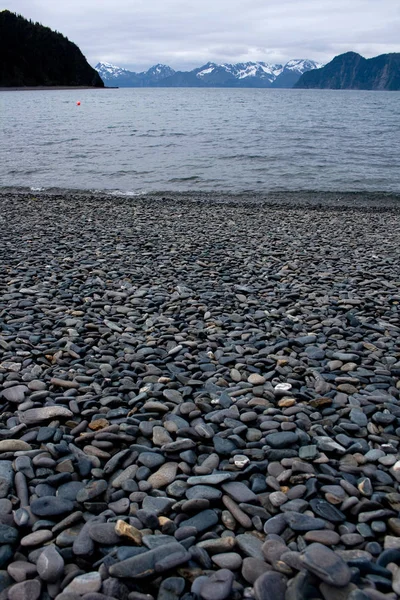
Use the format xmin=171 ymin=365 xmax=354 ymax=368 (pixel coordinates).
xmin=1 ymin=87 xmax=400 ymax=195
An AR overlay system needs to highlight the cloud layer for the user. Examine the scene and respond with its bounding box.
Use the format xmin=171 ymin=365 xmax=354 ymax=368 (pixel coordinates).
xmin=6 ymin=0 xmax=400 ymax=70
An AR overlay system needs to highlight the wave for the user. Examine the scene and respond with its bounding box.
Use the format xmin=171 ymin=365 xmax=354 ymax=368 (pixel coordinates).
xmin=1 ymin=185 xmax=400 ymax=209
xmin=168 ymin=176 xmax=202 ymax=182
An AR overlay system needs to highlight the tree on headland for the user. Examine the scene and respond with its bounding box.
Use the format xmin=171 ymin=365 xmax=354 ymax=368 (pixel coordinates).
xmin=0 ymin=10 xmax=104 ymax=87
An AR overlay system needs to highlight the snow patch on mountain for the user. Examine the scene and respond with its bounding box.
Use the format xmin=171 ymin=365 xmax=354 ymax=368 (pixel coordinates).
xmin=95 ymin=58 xmax=324 ymax=87
xmin=95 ymin=62 xmax=130 ymax=78
xmin=285 ymin=59 xmax=324 ymax=72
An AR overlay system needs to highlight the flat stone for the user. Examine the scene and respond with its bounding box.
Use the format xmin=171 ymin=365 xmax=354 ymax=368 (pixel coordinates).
xmin=264 ymin=432 xmax=299 ymax=448
xmin=310 ymin=499 xmax=346 ymax=523
xmin=109 ymin=542 xmax=188 ymax=578
xmin=0 ymin=525 xmax=18 ymax=545
xmin=36 ymin=544 xmax=65 ymax=582
xmin=248 ymin=374 xmax=266 ymax=385
xmin=236 ymin=534 xmax=264 ymax=558
xmin=18 ymin=406 xmax=73 ymax=425
xmin=0 ymin=440 xmax=32 ymax=452
xmin=88 ymin=522 xmax=121 ymax=545
xmin=76 ymin=479 xmax=107 ymax=502
xmin=57 ymin=481 xmax=85 ymax=501
xmin=305 ymin=346 xmax=325 ymax=360
xmin=142 ymin=496 xmax=174 ymax=515
xmin=221 ymin=482 xmax=258 ymax=503
xmin=199 ymin=568 xmax=235 ymax=600
xmin=6 ymin=561 xmax=37 ymax=583
xmin=148 ymin=462 xmax=178 ymax=489
xmin=157 ymin=576 xmax=185 ymax=600
xmin=332 ymin=353 xmax=360 ymax=363
xmin=284 ymin=511 xmax=326 ymax=531
xmin=180 ymin=509 xmax=219 ymax=533
xmin=30 ymin=496 xmax=74 ymax=517
xmin=0 ymin=461 xmax=14 ymax=498
xmin=1 ymin=385 xmax=28 ymax=403
xmin=300 ymin=543 xmax=352 ymax=587
xmin=137 ymin=452 xmax=166 ymax=469
xmin=314 ymin=436 xmax=346 ymax=454
xmin=20 ymin=529 xmax=53 ymax=546
xmin=241 ymin=557 xmax=272 ymax=584
xmin=63 ymin=571 xmax=102 ymax=595
xmin=298 ymin=445 xmax=318 ymax=460
xmin=304 ymin=530 xmax=341 ymax=545
xmin=186 ymin=485 xmax=222 ymax=501
xmin=115 ymin=519 xmax=143 ymax=545
xmin=7 ymin=580 xmax=41 ymax=600
xmin=212 ymin=552 xmax=242 ymax=570
xmin=187 ymin=474 xmax=232 ymax=486
xmin=254 ymin=571 xmax=287 ymax=600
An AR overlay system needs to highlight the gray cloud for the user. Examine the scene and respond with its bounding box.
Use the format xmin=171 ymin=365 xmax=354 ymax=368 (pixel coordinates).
xmin=6 ymin=0 xmax=400 ymax=70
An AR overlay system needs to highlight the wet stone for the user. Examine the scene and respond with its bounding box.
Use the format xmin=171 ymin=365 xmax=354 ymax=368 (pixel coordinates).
xmin=264 ymin=432 xmax=299 ymax=449
xmin=6 ymin=561 xmax=37 ymax=583
xmin=301 ymin=543 xmax=352 ymax=587
xmin=63 ymin=572 xmax=102 ymax=595
xmin=0 ymin=462 xmax=14 ymax=498
xmin=30 ymin=496 xmax=74 ymax=517
xmin=148 ymin=463 xmax=178 ymax=489
xmin=221 ymin=482 xmax=259 ymax=504
xmin=76 ymin=479 xmax=108 ymax=502
xmin=199 ymin=568 xmax=235 ymax=600
xmin=1 ymin=385 xmax=28 ymax=404
xmin=180 ymin=509 xmax=219 ymax=533
xmin=241 ymin=557 xmax=271 ymax=584
xmin=212 ymin=552 xmax=242 ymax=570
xmin=310 ymin=499 xmax=346 ymax=523
xmin=36 ymin=544 xmax=65 ymax=582
xmin=0 ymin=525 xmax=18 ymax=545
xmin=7 ymin=580 xmax=41 ymax=600
xmin=253 ymin=571 xmax=287 ymax=600
xmin=284 ymin=512 xmax=327 ymax=531
xmin=186 ymin=485 xmax=222 ymax=501
xmin=109 ymin=542 xmax=188 ymax=579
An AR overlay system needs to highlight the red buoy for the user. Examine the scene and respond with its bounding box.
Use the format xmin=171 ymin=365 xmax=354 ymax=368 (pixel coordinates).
xmin=76 ymin=101 xmax=81 ymax=106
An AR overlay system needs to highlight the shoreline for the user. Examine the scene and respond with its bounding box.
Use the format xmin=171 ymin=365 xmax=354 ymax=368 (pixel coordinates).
xmin=0 ymin=86 xmax=117 ymax=91
xmin=1 ymin=190 xmax=400 ymax=599
xmin=2 ymin=188 xmax=400 ymax=210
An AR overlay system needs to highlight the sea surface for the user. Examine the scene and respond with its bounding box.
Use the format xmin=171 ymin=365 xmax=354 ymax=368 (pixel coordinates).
xmin=1 ymin=87 xmax=400 ymax=195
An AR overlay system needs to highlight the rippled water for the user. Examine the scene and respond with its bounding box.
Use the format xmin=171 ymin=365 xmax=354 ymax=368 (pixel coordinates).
xmin=1 ymin=87 xmax=400 ymax=194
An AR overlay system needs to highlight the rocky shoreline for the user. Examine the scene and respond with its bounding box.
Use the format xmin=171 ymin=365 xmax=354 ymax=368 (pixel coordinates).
xmin=1 ymin=191 xmax=400 ymax=600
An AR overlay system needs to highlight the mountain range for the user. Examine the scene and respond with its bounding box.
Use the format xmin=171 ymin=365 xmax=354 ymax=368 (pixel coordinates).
xmin=2 ymin=9 xmax=399 ymax=91
xmin=95 ymin=59 xmax=323 ymax=88
xmin=295 ymin=52 xmax=400 ymax=91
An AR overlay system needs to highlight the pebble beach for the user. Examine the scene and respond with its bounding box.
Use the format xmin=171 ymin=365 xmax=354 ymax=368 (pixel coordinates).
xmin=1 ymin=190 xmax=400 ymax=600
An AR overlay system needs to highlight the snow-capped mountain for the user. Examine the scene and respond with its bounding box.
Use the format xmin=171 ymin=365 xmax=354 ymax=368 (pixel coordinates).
xmin=95 ymin=62 xmax=175 ymax=87
xmin=195 ymin=61 xmax=283 ymax=83
xmin=272 ymin=59 xmax=324 ymax=88
xmin=95 ymin=62 xmax=131 ymax=79
xmin=95 ymin=59 xmax=322 ymax=88
xmin=285 ymin=59 xmax=324 ymax=72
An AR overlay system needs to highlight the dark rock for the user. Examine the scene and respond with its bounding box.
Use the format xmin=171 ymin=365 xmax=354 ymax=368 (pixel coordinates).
xmin=199 ymin=569 xmax=234 ymax=600
xmin=253 ymin=571 xmax=287 ymax=600
xmin=300 ymin=543 xmax=352 ymax=587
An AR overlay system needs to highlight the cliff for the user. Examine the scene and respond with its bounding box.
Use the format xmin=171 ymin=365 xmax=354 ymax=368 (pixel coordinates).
xmin=295 ymin=52 xmax=400 ymax=91
xmin=0 ymin=10 xmax=104 ymax=87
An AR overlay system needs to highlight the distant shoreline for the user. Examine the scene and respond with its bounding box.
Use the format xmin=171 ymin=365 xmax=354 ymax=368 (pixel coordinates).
xmin=0 ymin=86 xmax=118 ymax=91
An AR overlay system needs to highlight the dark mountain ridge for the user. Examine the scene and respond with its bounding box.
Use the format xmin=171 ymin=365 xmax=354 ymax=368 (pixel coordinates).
xmin=0 ymin=10 xmax=103 ymax=87
xmin=295 ymin=52 xmax=400 ymax=90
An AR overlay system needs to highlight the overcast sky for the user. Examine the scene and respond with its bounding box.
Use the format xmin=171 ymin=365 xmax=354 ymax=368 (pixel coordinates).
xmin=6 ymin=0 xmax=400 ymax=71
